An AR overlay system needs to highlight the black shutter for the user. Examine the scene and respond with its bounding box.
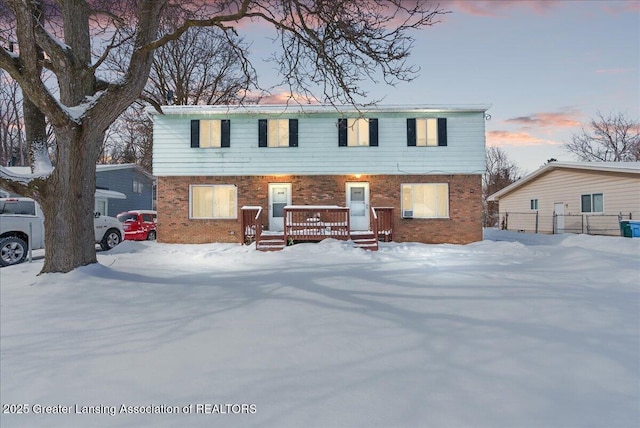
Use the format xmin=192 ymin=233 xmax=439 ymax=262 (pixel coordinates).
xmin=258 ymin=119 xmax=267 ymax=147
xmin=368 ymin=118 xmax=378 ymax=146
xmin=221 ymin=120 xmax=230 ymax=147
xmin=190 ymin=120 xmax=200 ymax=148
xmin=289 ymin=119 xmax=298 ymax=147
xmin=338 ymin=118 xmax=347 ymax=146
xmin=406 ymin=118 xmax=416 ymax=146
xmin=438 ymin=118 xmax=447 ymax=146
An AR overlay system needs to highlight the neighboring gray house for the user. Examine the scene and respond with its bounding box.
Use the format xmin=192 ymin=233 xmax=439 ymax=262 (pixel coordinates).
xmin=2 ymin=166 xmax=128 ymax=214
xmin=96 ymin=164 xmax=155 ymax=215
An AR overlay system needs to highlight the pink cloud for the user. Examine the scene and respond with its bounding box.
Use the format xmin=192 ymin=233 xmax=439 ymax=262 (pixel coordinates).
xmin=242 ymin=90 xmax=319 ymax=105
xmin=504 ymin=110 xmax=583 ymax=129
xmin=441 ymin=0 xmax=561 ymax=17
xmin=487 ymin=130 xmax=563 ymax=147
xmin=443 ymin=0 xmax=635 ymax=18
xmin=603 ymin=2 xmax=640 ymax=14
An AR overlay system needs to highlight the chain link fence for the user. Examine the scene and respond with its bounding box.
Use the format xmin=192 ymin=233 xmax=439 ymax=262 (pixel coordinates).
xmin=499 ymin=212 xmax=634 ymax=236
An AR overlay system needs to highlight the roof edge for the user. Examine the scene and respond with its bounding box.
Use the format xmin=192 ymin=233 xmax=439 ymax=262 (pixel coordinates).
xmin=488 ymin=161 xmax=640 ymax=201
xmin=146 ymin=103 xmax=492 ymax=116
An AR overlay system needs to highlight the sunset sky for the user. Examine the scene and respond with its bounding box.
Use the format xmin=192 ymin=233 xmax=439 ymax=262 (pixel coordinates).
xmin=245 ymin=0 xmax=639 ymax=173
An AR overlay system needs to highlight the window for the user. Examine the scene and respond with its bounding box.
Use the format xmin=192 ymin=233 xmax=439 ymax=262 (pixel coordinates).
xmin=581 ymin=193 xmax=603 ymax=213
xmin=190 ymin=185 xmax=237 ymax=219
xmin=190 ymin=119 xmax=230 ymax=148
xmin=0 ymin=200 xmax=36 ymax=215
xmin=401 ymin=183 xmax=449 ymax=218
xmin=530 ymin=199 xmax=538 ymax=210
xmin=141 ymin=214 xmax=155 ymax=223
xmin=269 ymin=119 xmax=289 ymax=147
xmin=407 ymin=118 xmax=447 ymax=146
xmin=133 ymin=180 xmax=143 ymax=194
xmin=258 ymin=119 xmax=298 ymax=147
xmin=348 ymin=118 xmax=369 ymax=146
xmin=338 ymin=118 xmax=378 ymax=147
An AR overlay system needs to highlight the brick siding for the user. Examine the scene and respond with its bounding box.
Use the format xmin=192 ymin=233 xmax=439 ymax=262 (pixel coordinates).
xmin=157 ymin=174 xmax=483 ymax=245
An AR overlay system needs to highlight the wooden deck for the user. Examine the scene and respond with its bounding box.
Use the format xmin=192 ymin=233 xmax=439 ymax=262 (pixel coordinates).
xmin=241 ymin=205 xmax=393 ymax=251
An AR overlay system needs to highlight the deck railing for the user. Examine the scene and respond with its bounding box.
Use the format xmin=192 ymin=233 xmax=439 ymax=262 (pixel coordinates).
xmin=283 ymin=206 xmax=350 ymax=243
xmin=370 ymin=207 xmax=379 ymax=246
xmin=241 ymin=206 xmax=262 ymax=245
xmin=243 ymin=205 xmax=394 ymax=247
xmin=373 ymin=207 xmax=393 ymax=242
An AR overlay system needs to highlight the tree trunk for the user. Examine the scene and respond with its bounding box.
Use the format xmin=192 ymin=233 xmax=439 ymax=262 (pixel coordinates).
xmin=39 ymin=127 xmax=102 ymax=273
xmin=23 ymin=97 xmax=48 ymax=173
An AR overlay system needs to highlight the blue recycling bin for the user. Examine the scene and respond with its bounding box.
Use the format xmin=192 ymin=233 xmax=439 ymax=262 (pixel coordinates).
xmin=620 ymin=220 xmax=640 ymax=238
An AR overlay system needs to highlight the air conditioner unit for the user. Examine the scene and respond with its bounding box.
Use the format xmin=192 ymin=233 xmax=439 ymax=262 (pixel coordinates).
xmin=402 ymin=210 xmax=413 ymax=219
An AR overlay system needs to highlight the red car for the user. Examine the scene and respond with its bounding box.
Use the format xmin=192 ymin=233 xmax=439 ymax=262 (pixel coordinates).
xmin=117 ymin=210 xmax=157 ymax=241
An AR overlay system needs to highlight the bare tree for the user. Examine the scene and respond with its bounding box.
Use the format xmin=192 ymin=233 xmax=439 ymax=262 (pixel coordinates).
xmin=483 ymin=146 xmax=520 ymax=227
xmin=0 ymin=0 xmax=447 ymax=274
xmin=0 ymin=70 xmax=56 ymax=168
xmin=0 ymin=70 xmax=25 ymax=166
xmin=144 ymin=25 xmax=257 ymax=108
xmin=565 ymin=111 xmax=640 ymax=162
xmin=99 ymin=106 xmax=153 ymax=172
xmin=101 ymin=24 xmax=257 ymax=171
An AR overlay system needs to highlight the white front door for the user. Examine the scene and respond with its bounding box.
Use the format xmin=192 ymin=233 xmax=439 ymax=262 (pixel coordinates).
xmin=346 ymin=182 xmax=370 ymax=231
xmin=268 ymin=183 xmax=291 ymax=231
xmin=554 ymin=202 xmax=564 ymax=233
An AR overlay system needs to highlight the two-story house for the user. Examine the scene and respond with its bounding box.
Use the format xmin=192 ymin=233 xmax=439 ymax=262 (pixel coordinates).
xmin=149 ymin=104 xmax=489 ymax=248
xmin=96 ymin=164 xmax=156 ymax=215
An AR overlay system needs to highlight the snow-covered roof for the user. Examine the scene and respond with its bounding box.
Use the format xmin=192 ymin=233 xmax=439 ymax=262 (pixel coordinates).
xmin=146 ymin=103 xmax=492 ymax=116
xmin=96 ymin=163 xmax=155 ymax=180
xmin=488 ymin=161 xmax=640 ymax=202
xmin=95 ymin=189 xmax=126 ymax=200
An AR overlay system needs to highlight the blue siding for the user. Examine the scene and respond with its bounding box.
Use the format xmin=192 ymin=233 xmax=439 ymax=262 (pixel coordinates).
xmin=96 ymin=167 xmax=154 ymax=214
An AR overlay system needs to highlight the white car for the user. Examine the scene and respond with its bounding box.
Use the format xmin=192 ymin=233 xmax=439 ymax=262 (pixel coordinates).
xmin=0 ymin=197 xmax=124 ymax=267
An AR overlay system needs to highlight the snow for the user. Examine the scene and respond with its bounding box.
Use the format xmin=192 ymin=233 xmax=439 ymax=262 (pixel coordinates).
xmin=0 ymin=165 xmax=51 ymax=186
xmin=1 ymin=230 xmax=638 ymax=428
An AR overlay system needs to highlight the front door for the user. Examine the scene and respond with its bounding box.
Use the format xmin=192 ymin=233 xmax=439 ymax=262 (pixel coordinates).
xmin=346 ymin=182 xmax=370 ymax=231
xmin=554 ymin=202 xmax=564 ymax=233
xmin=268 ymin=183 xmax=291 ymax=231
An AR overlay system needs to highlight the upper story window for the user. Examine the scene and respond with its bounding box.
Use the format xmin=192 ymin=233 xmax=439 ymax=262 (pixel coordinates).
xmin=338 ymin=118 xmax=378 ymax=147
xmin=401 ymin=183 xmax=449 ymax=219
xmin=258 ymin=119 xmax=298 ymax=147
xmin=133 ymin=180 xmax=143 ymax=194
xmin=406 ymin=118 xmax=447 ymax=146
xmin=581 ymin=193 xmax=603 ymax=213
xmin=190 ymin=119 xmax=231 ymax=148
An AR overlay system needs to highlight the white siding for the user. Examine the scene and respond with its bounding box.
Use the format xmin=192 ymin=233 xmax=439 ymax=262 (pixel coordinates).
xmin=498 ymin=169 xmax=640 ymax=233
xmin=152 ymin=111 xmax=486 ymax=176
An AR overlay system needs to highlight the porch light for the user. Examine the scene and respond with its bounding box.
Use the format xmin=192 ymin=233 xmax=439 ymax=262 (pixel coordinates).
xmin=354 ymin=174 xmax=362 ymax=179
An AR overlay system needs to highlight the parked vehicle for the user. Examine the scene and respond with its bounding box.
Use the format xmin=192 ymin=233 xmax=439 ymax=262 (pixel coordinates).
xmin=0 ymin=197 xmax=124 ymax=267
xmin=117 ymin=210 xmax=157 ymax=241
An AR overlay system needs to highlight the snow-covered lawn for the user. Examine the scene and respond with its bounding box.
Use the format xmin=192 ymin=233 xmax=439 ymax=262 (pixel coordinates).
xmin=1 ymin=230 xmax=638 ymax=428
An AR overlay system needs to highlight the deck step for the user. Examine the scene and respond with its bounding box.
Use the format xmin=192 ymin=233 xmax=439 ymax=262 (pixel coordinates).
xmin=256 ymin=237 xmax=286 ymax=251
xmin=351 ymin=233 xmax=379 ymax=251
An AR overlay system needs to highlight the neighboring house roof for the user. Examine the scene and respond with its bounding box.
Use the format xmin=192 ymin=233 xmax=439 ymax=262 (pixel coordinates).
xmin=2 ymin=167 xmax=127 ymax=199
xmin=95 ymin=189 xmax=126 ymax=199
xmin=6 ymin=164 xmax=154 ymax=179
xmin=96 ymin=163 xmax=155 ymax=180
xmin=488 ymin=161 xmax=640 ymax=202
xmin=146 ymin=103 xmax=492 ymax=116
